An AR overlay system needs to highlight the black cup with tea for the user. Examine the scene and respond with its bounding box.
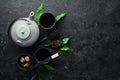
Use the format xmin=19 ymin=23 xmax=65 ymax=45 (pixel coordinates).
xmin=40 ymin=13 xmax=56 ymax=29
xmin=35 ymin=48 xmax=51 ymax=63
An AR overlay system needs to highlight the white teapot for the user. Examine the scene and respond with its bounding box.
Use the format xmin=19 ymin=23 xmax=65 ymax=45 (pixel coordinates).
xmin=8 ymin=11 xmax=40 ymax=47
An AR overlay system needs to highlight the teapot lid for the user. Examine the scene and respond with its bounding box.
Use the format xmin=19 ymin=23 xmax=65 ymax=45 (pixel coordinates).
xmin=15 ymin=23 xmax=31 ymax=40
xmin=11 ymin=19 xmax=32 ymax=41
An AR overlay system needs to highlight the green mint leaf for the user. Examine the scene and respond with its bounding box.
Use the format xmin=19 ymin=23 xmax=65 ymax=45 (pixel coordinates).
xmin=60 ymin=45 xmax=71 ymax=51
xmin=56 ymin=13 xmax=66 ymax=22
xmin=62 ymin=37 xmax=70 ymax=45
xmin=43 ymin=64 xmax=55 ymax=71
xmin=34 ymin=3 xmax=44 ymax=25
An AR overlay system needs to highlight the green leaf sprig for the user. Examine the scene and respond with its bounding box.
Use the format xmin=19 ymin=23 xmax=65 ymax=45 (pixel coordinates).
xmin=34 ymin=3 xmax=66 ymax=25
xmin=60 ymin=37 xmax=72 ymax=51
xmin=62 ymin=37 xmax=70 ymax=44
xmin=56 ymin=13 xmax=66 ymax=22
xmin=34 ymin=3 xmax=44 ymax=25
xmin=43 ymin=64 xmax=55 ymax=71
xmin=60 ymin=45 xmax=71 ymax=51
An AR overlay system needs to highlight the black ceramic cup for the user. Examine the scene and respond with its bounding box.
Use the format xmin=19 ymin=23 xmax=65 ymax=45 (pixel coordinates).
xmin=34 ymin=48 xmax=51 ymax=64
xmin=40 ymin=13 xmax=56 ymax=29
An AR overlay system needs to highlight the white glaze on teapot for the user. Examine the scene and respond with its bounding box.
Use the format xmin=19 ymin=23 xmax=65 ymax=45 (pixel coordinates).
xmin=9 ymin=11 xmax=40 ymax=47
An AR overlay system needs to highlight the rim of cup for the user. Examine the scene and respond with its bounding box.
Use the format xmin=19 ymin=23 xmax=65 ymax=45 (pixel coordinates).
xmin=34 ymin=47 xmax=51 ymax=63
xmin=39 ymin=13 xmax=56 ymax=30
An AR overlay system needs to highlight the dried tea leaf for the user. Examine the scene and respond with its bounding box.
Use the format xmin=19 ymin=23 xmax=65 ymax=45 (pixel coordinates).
xmin=50 ymin=40 xmax=62 ymax=48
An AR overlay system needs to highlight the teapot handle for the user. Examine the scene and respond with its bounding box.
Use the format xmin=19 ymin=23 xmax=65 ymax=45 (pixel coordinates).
xmin=28 ymin=11 xmax=34 ymax=20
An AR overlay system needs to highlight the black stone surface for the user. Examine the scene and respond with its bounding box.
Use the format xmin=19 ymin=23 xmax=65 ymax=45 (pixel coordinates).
xmin=0 ymin=0 xmax=120 ymax=80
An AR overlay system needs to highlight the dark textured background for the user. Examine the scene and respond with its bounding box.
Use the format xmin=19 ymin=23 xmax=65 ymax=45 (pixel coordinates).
xmin=0 ymin=0 xmax=120 ymax=80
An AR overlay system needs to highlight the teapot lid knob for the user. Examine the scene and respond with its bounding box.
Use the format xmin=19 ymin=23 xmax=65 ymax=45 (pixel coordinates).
xmin=28 ymin=11 xmax=34 ymax=19
xmin=15 ymin=25 xmax=31 ymax=40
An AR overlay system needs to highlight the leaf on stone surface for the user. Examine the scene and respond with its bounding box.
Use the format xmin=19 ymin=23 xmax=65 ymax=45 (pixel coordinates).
xmin=60 ymin=45 xmax=71 ymax=51
xmin=43 ymin=64 xmax=55 ymax=71
xmin=62 ymin=37 xmax=70 ymax=45
xmin=34 ymin=3 xmax=44 ymax=25
xmin=56 ymin=13 xmax=66 ymax=22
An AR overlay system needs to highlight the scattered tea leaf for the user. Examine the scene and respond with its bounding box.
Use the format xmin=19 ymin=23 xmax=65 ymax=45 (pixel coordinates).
xmin=60 ymin=45 xmax=71 ymax=51
xmin=56 ymin=13 xmax=66 ymax=22
xmin=50 ymin=40 xmax=62 ymax=48
xmin=34 ymin=3 xmax=44 ymax=25
xmin=62 ymin=37 xmax=70 ymax=45
xmin=43 ymin=64 xmax=55 ymax=71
